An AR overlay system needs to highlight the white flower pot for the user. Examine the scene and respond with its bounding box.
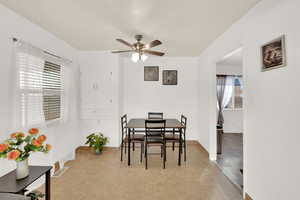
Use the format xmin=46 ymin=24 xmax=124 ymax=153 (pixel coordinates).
xmin=16 ymin=159 xmax=29 ymax=180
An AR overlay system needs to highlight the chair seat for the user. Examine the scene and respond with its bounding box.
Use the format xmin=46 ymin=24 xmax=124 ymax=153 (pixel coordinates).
xmin=165 ymin=134 xmax=180 ymax=140
xmin=146 ymin=136 xmax=164 ymax=143
xmin=147 ymin=132 xmax=162 ymax=136
xmin=124 ymin=134 xmax=144 ymax=141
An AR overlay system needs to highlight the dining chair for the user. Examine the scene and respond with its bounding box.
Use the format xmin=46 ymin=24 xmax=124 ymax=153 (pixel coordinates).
xmin=181 ymin=115 xmax=187 ymax=161
xmin=165 ymin=115 xmax=187 ymax=162
xmin=148 ymin=112 xmax=163 ymax=119
xmin=145 ymin=119 xmax=166 ymax=169
xmin=120 ymin=114 xmax=144 ymax=163
xmin=147 ymin=112 xmax=164 ymax=137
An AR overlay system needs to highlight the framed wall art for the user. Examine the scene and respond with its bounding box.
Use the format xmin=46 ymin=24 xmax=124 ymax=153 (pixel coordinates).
xmin=261 ymin=35 xmax=286 ymax=71
xmin=163 ymin=70 xmax=177 ymax=85
xmin=144 ymin=66 xmax=159 ymax=81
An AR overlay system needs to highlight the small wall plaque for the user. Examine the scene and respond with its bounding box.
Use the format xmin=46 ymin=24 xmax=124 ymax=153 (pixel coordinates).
xmin=261 ymin=35 xmax=286 ymax=71
xmin=163 ymin=70 xmax=177 ymax=85
xmin=144 ymin=66 xmax=159 ymax=81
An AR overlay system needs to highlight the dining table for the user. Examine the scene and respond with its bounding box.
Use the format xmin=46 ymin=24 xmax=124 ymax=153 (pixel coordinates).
xmin=125 ymin=118 xmax=185 ymax=166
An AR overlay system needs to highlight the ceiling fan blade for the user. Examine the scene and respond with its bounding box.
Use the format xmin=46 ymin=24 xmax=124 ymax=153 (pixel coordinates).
xmin=111 ymin=50 xmax=135 ymax=53
xmin=144 ymin=49 xmax=165 ymax=56
xmin=116 ymin=39 xmax=134 ymax=48
xmin=145 ymin=40 xmax=162 ymax=48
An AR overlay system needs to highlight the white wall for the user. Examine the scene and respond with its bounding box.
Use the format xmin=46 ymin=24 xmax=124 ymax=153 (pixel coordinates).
xmin=221 ymin=110 xmax=243 ymax=133
xmin=78 ymin=52 xmax=122 ymax=147
xmin=198 ymin=0 xmax=300 ymax=199
xmin=78 ymin=55 xmax=203 ymax=145
xmin=216 ymin=63 xmax=243 ymax=76
xmin=122 ymin=57 xmax=201 ymax=141
xmin=217 ymin=61 xmax=243 ymax=133
xmin=0 ymin=4 xmax=81 ymax=177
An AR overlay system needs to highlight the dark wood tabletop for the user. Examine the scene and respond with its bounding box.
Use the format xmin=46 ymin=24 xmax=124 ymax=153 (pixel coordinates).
xmin=126 ymin=118 xmax=184 ymax=129
xmin=0 ymin=166 xmax=52 ymax=194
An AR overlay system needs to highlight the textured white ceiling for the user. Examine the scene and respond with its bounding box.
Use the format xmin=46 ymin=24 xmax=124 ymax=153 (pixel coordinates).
xmin=0 ymin=0 xmax=261 ymax=56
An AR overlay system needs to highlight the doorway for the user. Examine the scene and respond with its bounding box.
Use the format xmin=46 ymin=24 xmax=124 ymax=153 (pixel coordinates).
xmin=215 ymin=48 xmax=244 ymax=191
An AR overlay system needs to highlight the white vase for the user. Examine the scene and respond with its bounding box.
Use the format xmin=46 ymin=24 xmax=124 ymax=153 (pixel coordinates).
xmin=16 ymin=159 xmax=29 ymax=180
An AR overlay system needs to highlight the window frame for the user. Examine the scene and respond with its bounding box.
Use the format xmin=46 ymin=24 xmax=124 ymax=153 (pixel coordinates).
xmin=223 ymin=75 xmax=243 ymax=111
xmin=18 ymin=52 xmax=64 ymax=127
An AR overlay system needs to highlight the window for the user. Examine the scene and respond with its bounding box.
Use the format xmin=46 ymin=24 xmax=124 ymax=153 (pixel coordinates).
xmin=43 ymin=61 xmax=62 ymax=121
xmin=18 ymin=52 xmax=63 ymax=127
xmin=224 ymin=76 xmax=243 ymax=109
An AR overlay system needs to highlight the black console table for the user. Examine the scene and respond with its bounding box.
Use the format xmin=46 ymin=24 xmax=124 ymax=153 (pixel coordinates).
xmin=0 ymin=166 xmax=52 ymax=200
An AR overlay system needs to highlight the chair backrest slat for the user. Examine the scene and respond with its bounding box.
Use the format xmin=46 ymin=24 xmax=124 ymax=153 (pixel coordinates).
xmin=148 ymin=112 xmax=163 ymax=119
xmin=181 ymin=115 xmax=187 ymax=135
xmin=145 ymin=119 xmax=166 ymax=138
xmin=121 ymin=114 xmax=127 ymax=140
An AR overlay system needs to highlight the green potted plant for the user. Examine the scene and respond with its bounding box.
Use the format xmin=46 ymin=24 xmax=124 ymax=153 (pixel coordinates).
xmin=27 ymin=191 xmax=45 ymax=200
xmin=85 ymin=132 xmax=108 ymax=154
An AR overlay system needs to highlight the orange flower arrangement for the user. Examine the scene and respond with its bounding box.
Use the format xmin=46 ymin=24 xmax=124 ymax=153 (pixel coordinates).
xmin=7 ymin=150 xmax=21 ymax=160
xmin=0 ymin=144 xmax=9 ymax=153
xmin=32 ymin=139 xmax=42 ymax=148
xmin=37 ymin=135 xmax=47 ymax=143
xmin=10 ymin=132 xmax=25 ymax=139
xmin=0 ymin=128 xmax=51 ymax=162
xmin=46 ymin=144 xmax=52 ymax=151
xmin=29 ymin=128 xmax=39 ymax=135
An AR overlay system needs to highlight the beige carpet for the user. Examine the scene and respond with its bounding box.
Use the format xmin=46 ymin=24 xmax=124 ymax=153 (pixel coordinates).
xmin=39 ymin=143 xmax=242 ymax=200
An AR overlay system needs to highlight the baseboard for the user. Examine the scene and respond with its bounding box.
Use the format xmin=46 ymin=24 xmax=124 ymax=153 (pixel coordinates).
xmin=191 ymin=140 xmax=209 ymax=157
xmin=77 ymin=141 xmax=207 ymax=152
xmin=54 ymin=161 xmax=60 ymax=173
xmin=245 ymin=193 xmax=253 ymax=200
xmin=76 ymin=146 xmax=118 ymax=152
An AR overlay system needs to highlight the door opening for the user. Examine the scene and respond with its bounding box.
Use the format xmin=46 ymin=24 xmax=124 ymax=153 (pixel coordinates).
xmin=215 ymin=48 xmax=244 ymax=191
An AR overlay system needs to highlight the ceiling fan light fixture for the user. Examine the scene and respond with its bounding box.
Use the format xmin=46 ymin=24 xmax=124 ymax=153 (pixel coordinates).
xmin=131 ymin=52 xmax=139 ymax=63
xmin=141 ymin=54 xmax=148 ymax=62
xmin=113 ymin=35 xmax=164 ymax=62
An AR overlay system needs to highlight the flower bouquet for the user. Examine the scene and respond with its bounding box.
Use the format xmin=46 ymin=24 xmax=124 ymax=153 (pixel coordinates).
xmin=0 ymin=128 xmax=51 ymax=180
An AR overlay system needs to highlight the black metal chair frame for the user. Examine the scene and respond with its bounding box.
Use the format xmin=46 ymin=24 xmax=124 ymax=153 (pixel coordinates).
xmin=120 ymin=114 xmax=144 ymax=163
xmin=148 ymin=112 xmax=163 ymax=119
xmin=145 ymin=119 xmax=166 ymax=169
xmin=165 ymin=115 xmax=187 ymax=162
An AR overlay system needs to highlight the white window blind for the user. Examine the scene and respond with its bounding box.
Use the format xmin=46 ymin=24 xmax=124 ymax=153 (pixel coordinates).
xmin=43 ymin=61 xmax=62 ymax=121
xmin=18 ymin=52 xmax=63 ymax=127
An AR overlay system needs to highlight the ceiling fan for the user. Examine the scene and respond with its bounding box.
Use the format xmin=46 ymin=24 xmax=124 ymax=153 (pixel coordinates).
xmin=112 ymin=35 xmax=165 ymax=62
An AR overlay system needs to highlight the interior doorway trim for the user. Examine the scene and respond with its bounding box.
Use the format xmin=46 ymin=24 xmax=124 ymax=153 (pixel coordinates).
xmin=209 ymin=46 xmax=243 ymax=161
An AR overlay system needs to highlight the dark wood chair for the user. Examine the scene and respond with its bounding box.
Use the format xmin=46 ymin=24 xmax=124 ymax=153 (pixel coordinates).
xmin=165 ymin=115 xmax=187 ymax=162
xmin=148 ymin=112 xmax=163 ymax=119
xmin=120 ymin=114 xmax=144 ymax=163
xmin=145 ymin=120 xmax=166 ymax=169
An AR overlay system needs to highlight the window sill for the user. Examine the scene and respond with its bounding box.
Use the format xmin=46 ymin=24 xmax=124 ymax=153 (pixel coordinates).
xmin=45 ymin=118 xmax=63 ymax=127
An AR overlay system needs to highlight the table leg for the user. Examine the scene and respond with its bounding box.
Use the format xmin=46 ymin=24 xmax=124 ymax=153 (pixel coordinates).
xmin=45 ymin=170 xmax=51 ymax=200
xmin=132 ymin=129 xmax=135 ymax=151
xmin=128 ymin=128 xmax=131 ymax=166
xmin=178 ymin=128 xmax=182 ymax=166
